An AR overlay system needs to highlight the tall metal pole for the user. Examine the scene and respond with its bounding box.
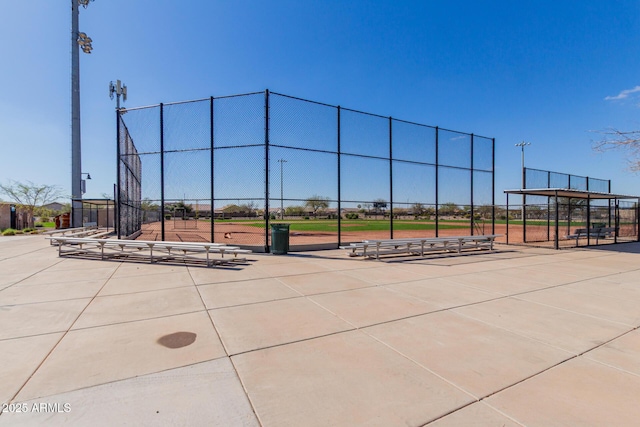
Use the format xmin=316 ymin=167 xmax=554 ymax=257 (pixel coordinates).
xmin=435 ymin=127 xmax=439 ymax=237
xmin=264 ymin=90 xmax=270 ymax=252
xmin=506 ymin=193 xmax=509 ymax=245
xmin=210 ymin=96 xmax=215 ymax=243
xmin=337 ymin=106 xmax=341 ymax=246
xmin=389 ymin=117 xmax=393 ymax=239
xmin=491 ymin=138 xmax=495 ymax=235
xmin=470 ymin=134 xmax=474 ymax=235
xmin=71 ymin=1 xmax=82 ymax=227
xmin=160 ymin=103 xmax=165 ymax=241
xmin=515 ymin=141 xmax=531 ymax=242
xmin=554 ymin=191 xmax=559 ymax=249
xmin=116 ymin=111 xmax=121 ymax=239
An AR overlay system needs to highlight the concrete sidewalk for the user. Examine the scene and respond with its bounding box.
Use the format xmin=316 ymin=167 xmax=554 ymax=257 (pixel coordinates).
xmin=1 ymin=235 xmax=640 ymax=426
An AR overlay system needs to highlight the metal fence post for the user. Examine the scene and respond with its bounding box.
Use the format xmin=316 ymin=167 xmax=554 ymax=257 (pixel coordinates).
xmin=210 ymin=96 xmax=215 ymax=243
xmin=547 ymin=171 xmax=551 ymax=241
xmin=337 ymin=106 xmax=341 ymax=246
xmin=160 ymin=103 xmax=165 ymax=241
xmin=554 ymin=191 xmax=559 ymax=249
xmin=435 ymin=127 xmax=439 ymax=237
xmin=523 ymin=167 xmax=527 ymax=243
xmin=632 ymin=199 xmax=640 ymax=243
xmin=492 ymin=137 xmax=495 ymax=235
xmin=389 ymin=117 xmax=393 ymax=239
xmin=470 ymin=133 xmax=474 ymax=235
xmin=567 ymin=198 xmax=572 ymax=239
xmin=116 ymin=110 xmax=121 ymax=239
xmin=506 ymin=193 xmax=509 ymax=245
xmin=264 ymin=89 xmax=270 ymax=253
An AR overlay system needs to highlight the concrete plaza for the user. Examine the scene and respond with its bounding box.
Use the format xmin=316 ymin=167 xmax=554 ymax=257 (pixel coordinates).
xmin=1 ymin=235 xmax=640 ymax=426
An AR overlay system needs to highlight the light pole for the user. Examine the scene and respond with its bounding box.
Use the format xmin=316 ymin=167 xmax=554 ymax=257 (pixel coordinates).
xmin=515 ymin=141 xmax=531 ymax=241
xmin=277 ymin=159 xmax=287 ymax=219
xmin=515 ymin=141 xmax=531 ymax=189
xmin=71 ymin=0 xmax=94 ymax=227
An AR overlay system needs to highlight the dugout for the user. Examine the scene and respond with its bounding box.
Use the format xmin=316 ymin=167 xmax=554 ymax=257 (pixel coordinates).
xmin=72 ymin=198 xmax=116 ymax=231
xmin=504 ymin=188 xmax=640 ymax=249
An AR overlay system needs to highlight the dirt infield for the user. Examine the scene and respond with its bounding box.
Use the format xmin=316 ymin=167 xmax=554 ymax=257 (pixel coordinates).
xmin=137 ymin=220 xmax=637 ymax=250
xmin=138 ymin=221 xmax=536 ymax=247
xmin=138 ymin=221 xmax=637 ymax=250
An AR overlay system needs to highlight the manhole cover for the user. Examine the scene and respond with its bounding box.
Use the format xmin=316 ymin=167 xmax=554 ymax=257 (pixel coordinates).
xmin=157 ymin=331 xmax=197 ymax=349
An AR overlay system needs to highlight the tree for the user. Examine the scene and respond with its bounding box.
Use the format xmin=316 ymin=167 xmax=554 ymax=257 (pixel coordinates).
xmin=0 ymin=180 xmax=65 ymax=228
xmin=141 ymin=198 xmax=159 ymax=211
xmin=222 ymin=204 xmax=242 ymax=214
xmin=239 ymin=201 xmax=258 ymax=217
xmin=411 ymin=202 xmax=425 ymax=217
xmin=474 ymin=204 xmax=494 ymax=219
xmin=304 ymin=195 xmax=330 ymax=216
xmin=551 ymin=197 xmax=587 ymax=220
xmin=439 ymin=202 xmax=459 ymax=217
xmin=140 ymin=198 xmax=160 ymax=222
xmin=285 ymin=205 xmax=306 ymax=216
xmin=393 ymin=207 xmax=409 ymax=217
xmin=166 ymin=201 xmax=193 ymax=214
xmin=592 ymin=128 xmax=640 ymax=171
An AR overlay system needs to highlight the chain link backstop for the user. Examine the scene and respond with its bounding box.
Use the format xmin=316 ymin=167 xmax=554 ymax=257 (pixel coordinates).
xmin=117 ymin=90 xmax=495 ymax=251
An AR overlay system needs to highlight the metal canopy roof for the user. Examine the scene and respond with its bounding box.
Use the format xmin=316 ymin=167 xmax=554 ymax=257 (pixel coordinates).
xmin=71 ymin=198 xmax=114 ymax=206
xmin=504 ymin=188 xmax=639 ymax=200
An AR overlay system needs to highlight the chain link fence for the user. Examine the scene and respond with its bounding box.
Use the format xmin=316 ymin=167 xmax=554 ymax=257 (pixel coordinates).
xmin=117 ymin=90 xmax=495 ymax=251
xmin=502 ymin=168 xmax=639 ymax=248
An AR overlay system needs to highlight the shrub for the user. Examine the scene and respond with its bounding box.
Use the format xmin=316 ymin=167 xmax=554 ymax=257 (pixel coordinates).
xmin=269 ymin=214 xmax=276 ymax=220
xmin=303 ymin=216 xmax=310 ymax=220
xmin=22 ymin=228 xmax=35 ymax=233
xmin=345 ymin=212 xmax=359 ymax=220
xmin=2 ymin=228 xmax=16 ymax=236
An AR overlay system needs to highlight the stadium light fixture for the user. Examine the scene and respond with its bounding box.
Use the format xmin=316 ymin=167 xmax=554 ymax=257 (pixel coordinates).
xmin=77 ymin=32 xmax=93 ymax=54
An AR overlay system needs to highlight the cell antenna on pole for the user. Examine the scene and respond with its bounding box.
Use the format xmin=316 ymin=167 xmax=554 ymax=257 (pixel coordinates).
xmin=109 ymin=80 xmax=128 ymax=109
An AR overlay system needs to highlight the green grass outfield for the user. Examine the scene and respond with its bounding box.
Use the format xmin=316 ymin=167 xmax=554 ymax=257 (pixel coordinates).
xmin=213 ymin=219 xmax=471 ymax=232
xmin=206 ymin=218 xmax=605 ymax=232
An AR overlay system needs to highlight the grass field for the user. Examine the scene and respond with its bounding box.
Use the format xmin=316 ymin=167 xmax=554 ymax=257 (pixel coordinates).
xmin=206 ymin=218 xmax=599 ymax=232
xmin=35 ymin=222 xmax=55 ymax=228
xmin=212 ymin=219 xmax=472 ymax=232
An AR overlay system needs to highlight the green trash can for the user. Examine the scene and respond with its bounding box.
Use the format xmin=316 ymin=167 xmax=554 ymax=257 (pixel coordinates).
xmin=271 ymin=223 xmax=290 ymax=255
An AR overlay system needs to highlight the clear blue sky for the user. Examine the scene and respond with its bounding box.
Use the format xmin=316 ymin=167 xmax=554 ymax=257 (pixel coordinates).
xmin=1 ymin=0 xmax=639 ymax=206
